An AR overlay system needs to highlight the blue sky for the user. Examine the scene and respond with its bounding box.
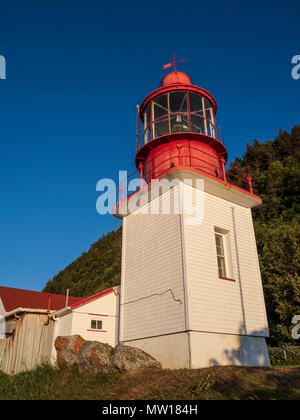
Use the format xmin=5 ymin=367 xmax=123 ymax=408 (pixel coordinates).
xmin=0 ymin=0 xmax=299 ymax=292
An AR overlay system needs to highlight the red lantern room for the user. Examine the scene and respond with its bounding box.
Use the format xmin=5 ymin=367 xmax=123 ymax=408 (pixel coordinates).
xmin=136 ymin=65 xmax=228 ymax=185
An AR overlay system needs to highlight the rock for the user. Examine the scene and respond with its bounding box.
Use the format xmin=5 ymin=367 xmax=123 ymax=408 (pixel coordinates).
xmin=54 ymin=335 xmax=86 ymax=353
xmin=54 ymin=335 xmax=162 ymax=375
xmin=112 ymin=345 xmax=162 ymax=372
xmin=78 ymin=341 xmax=114 ymax=375
xmin=57 ymin=349 xmax=80 ymax=369
xmin=55 ymin=335 xmax=86 ymax=369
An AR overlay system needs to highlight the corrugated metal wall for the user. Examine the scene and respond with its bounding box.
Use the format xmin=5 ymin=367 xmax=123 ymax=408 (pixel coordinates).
xmin=0 ymin=313 xmax=54 ymax=375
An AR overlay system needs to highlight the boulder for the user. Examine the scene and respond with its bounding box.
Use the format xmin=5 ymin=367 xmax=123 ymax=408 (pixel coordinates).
xmin=78 ymin=341 xmax=114 ymax=375
xmin=54 ymin=335 xmax=86 ymax=353
xmin=112 ymin=345 xmax=162 ymax=372
xmin=54 ymin=335 xmax=162 ymax=375
xmin=57 ymin=349 xmax=80 ymax=369
xmin=55 ymin=335 xmax=86 ymax=369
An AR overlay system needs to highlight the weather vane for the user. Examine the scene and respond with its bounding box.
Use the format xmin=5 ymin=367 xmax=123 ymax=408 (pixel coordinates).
xmin=163 ymin=53 xmax=187 ymax=72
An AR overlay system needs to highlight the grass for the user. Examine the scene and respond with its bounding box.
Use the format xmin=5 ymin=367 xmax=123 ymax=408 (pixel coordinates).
xmin=0 ymin=364 xmax=299 ymax=400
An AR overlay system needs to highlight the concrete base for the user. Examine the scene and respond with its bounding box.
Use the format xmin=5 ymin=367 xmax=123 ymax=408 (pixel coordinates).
xmin=123 ymin=331 xmax=271 ymax=369
xmin=123 ymin=332 xmax=190 ymax=369
xmin=189 ymin=331 xmax=270 ymax=368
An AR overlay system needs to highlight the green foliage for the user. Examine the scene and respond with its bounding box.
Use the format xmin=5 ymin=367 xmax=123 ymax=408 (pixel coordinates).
xmin=190 ymin=374 xmax=217 ymax=399
xmin=229 ymin=126 xmax=300 ymax=345
xmin=0 ymin=364 xmax=120 ymax=400
xmin=43 ymin=126 xmax=299 ymax=346
xmin=43 ymin=228 xmax=122 ymax=297
xmin=1 ymin=364 xmax=300 ymax=400
xmin=269 ymin=346 xmax=300 ymax=367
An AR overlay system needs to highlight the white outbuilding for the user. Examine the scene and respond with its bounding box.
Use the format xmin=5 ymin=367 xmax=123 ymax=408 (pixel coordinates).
xmin=51 ymin=286 xmax=120 ymax=363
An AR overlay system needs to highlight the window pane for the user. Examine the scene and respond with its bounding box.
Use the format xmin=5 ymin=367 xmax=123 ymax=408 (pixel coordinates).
xmin=154 ymin=116 xmax=169 ymax=138
xmin=153 ymin=94 xmax=168 ymax=119
xmin=205 ymin=99 xmax=213 ymax=121
xmin=145 ymin=103 xmax=151 ymax=127
xmin=91 ymin=320 xmax=96 ymax=329
xmin=191 ymin=114 xmax=205 ymax=134
xmin=215 ymin=233 xmax=227 ymax=277
xmin=189 ymin=93 xmax=203 ymax=115
xmin=97 ymin=320 xmax=103 ymax=330
xmin=215 ymin=234 xmax=225 ymax=256
xmin=207 ymin=122 xmax=216 ymax=138
xmin=170 ymin=92 xmax=188 ymax=113
xmin=217 ymin=257 xmax=226 ymax=277
xmin=207 ymin=122 xmax=211 ymax=137
xmin=144 ymin=127 xmax=151 ymax=143
xmin=170 ymin=114 xmax=190 ymax=133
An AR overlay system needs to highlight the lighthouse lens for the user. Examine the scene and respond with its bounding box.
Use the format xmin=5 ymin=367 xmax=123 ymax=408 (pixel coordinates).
xmin=170 ymin=114 xmax=190 ymax=133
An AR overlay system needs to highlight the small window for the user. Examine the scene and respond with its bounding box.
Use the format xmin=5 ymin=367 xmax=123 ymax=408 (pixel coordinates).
xmin=215 ymin=233 xmax=227 ymax=278
xmin=90 ymin=320 xmax=103 ymax=330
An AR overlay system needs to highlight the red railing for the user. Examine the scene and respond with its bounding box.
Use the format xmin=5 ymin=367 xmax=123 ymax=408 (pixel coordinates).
xmin=118 ymin=151 xmax=253 ymax=202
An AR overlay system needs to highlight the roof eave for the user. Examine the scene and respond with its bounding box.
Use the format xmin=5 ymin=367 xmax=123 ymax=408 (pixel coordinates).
xmin=4 ymin=307 xmax=52 ymax=319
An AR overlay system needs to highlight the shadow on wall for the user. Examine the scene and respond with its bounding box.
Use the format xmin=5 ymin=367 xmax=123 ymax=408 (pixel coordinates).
xmin=209 ymin=325 xmax=271 ymax=367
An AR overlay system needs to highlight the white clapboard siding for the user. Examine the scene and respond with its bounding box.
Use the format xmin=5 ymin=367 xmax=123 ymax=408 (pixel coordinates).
xmin=70 ymin=292 xmax=119 ymax=346
xmin=120 ymin=187 xmax=187 ymax=342
xmin=183 ymin=184 xmax=269 ymax=337
xmin=52 ymin=290 xmax=119 ymax=352
xmin=56 ymin=312 xmax=73 ymax=337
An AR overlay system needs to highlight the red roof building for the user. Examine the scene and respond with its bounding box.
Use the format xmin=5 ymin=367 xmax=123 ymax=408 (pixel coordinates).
xmin=0 ymin=285 xmax=82 ymax=315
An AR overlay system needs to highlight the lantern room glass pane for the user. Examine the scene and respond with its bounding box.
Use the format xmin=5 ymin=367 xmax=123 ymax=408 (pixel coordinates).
xmin=144 ymin=127 xmax=151 ymax=143
xmin=144 ymin=103 xmax=151 ymax=128
xmin=204 ymin=99 xmax=213 ymax=121
xmin=189 ymin=93 xmax=203 ymax=115
xmin=154 ymin=116 xmax=169 ymax=138
xmin=170 ymin=92 xmax=188 ymax=113
xmin=144 ymin=103 xmax=152 ymax=143
xmin=153 ymin=94 xmax=168 ymax=119
xmin=170 ymin=114 xmax=190 ymax=133
xmin=191 ymin=114 xmax=205 ymax=134
xmin=207 ymin=121 xmax=216 ymax=138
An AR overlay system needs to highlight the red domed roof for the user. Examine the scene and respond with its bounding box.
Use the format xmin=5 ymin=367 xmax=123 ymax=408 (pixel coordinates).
xmin=161 ymin=71 xmax=192 ymax=87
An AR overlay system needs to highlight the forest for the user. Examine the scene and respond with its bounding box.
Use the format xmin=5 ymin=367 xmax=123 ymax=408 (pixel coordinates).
xmin=43 ymin=126 xmax=300 ymax=346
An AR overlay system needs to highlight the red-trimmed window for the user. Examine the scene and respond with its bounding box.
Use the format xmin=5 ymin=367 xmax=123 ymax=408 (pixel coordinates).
xmin=91 ymin=320 xmax=103 ymax=330
xmin=215 ymin=232 xmax=227 ymax=278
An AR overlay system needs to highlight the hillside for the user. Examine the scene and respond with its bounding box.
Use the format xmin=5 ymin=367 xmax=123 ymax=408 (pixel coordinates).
xmin=43 ymin=229 xmax=122 ymax=298
xmin=0 ymin=364 xmax=299 ymax=400
xmin=43 ymin=126 xmax=300 ymax=346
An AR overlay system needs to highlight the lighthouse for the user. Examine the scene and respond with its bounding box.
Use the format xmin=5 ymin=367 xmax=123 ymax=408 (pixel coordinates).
xmin=115 ymin=61 xmax=270 ymax=369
